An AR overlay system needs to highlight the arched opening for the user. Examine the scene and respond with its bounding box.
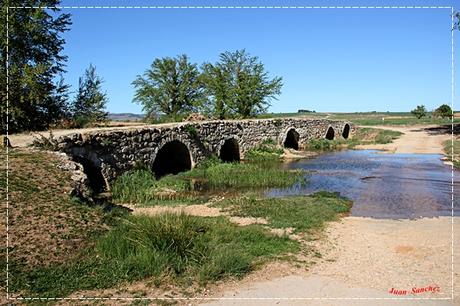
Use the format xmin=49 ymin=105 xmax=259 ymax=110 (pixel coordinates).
xmin=325 ymin=127 xmax=335 ymax=140
xmin=152 ymin=140 xmax=192 ymax=178
xmin=284 ymin=128 xmax=300 ymax=150
xmin=219 ymin=138 xmax=240 ymax=162
xmin=73 ymin=157 xmax=106 ymax=194
xmin=342 ymin=124 xmax=350 ymax=139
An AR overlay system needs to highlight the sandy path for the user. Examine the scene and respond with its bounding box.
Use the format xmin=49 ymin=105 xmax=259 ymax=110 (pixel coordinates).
xmin=126 ymin=203 xmax=269 ymax=226
xmin=355 ymin=125 xmax=452 ymax=154
xmin=202 ymin=217 xmax=459 ymax=305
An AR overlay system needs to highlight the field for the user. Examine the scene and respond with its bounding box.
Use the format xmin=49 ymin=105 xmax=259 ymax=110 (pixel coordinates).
xmin=259 ymin=111 xmax=459 ymax=126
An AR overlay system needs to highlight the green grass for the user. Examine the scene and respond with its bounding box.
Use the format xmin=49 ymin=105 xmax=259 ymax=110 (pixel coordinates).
xmin=305 ymin=128 xmax=402 ymax=151
xmin=351 ymin=127 xmax=403 ymax=145
xmin=306 ymin=139 xmax=345 ymax=151
xmin=185 ymin=162 xmax=305 ymax=189
xmin=12 ymin=213 xmax=298 ymax=297
xmin=244 ymin=139 xmax=284 ymax=162
xmin=111 ymin=169 xmax=198 ymax=205
xmin=328 ymin=112 xmax=460 ymax=126
xmin=214 ymin=192 xmax=352 ymax=233
xmin=443 ymin=139 xmax=460 ymax=169
xmin=112 ymin=158 xmax=306 ymax=206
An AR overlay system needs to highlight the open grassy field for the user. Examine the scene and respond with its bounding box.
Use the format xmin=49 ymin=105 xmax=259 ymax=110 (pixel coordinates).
xmin=254 ymin=111 xmax=459 ymax=126
xmin=328 ymin=112 xmax=459 ymax=126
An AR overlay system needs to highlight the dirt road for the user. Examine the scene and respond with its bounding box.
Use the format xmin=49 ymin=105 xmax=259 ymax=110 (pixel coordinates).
xmin=355 ymin=125 xmax=452 ymax=154
xmin=200 ymin=217 xmax=459 ymax=305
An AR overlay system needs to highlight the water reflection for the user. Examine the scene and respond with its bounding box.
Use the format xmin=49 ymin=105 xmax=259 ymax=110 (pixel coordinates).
xmin=268 ymin=150 xmax=460 ymax=219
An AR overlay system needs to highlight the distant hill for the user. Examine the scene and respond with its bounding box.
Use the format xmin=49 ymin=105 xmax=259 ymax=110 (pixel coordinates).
xmin=108 ymin=113 xmax=145 ymax=121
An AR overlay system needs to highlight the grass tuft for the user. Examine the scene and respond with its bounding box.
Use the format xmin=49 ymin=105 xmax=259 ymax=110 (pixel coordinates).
xmin=443 ymin=139 xmax=460 ymax=169
xmin=13 ymin=213 xmax=298 ymax=297
xmin=214 ymin=192 xmax=352 ymax=233
xmin=306 ymin=128 xmax=402 ymax=151
xmin=112 ymin=158 xmax=306 ymax=206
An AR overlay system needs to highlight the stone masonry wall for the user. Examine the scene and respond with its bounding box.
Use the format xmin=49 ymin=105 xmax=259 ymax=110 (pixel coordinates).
xmin=55 ymin=118 xmax=353 ymax=187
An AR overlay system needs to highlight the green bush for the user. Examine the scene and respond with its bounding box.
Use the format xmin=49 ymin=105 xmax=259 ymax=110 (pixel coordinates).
xmin=245 ymin=141 xmax=284 ymax=162
xmin=307 ymin=139 xmax=342 ymax=151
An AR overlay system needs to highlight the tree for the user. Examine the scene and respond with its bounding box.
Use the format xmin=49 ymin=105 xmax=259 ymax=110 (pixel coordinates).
xmin=433 ymin=104 xmax=452 ymax=119
xmin=71 ymin=64 xmax=108 ymax=125
xmin=0 ymin=1 xmax=72 ymax=132
xmin=411 ymin=105 xmax=427 ymax=119
xmin=201 ymin=49 xmax=283 ymax=119
xmin=200 ymin=62 xmax=231 ymax=119
xmin=132 ymin=55 xmax=203 ymax=119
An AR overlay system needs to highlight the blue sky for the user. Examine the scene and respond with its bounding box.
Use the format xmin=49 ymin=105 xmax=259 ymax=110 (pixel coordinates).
xmin=55 ymin=0 xmax=459 ymax=114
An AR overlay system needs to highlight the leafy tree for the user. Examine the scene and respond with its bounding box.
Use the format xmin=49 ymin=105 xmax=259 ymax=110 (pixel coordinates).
xmin=201 ymin=49 xmax=283 ymax=119
xmin=132 ymin=55 xmax=203 ymax=119
xmin=433 ymin=104 xmax=452 ymax=118
xmin=47 ymin=76 xmax=72 ymax=124
xmin=71 ymin=64 xmax=108 ymax=126
xmin=411 ymin=105 xmax=427 ymax=119
xmin=201 ymin=61 xmax=231 ymax=119
xmin=0 ymin=1 xmax=72 ymax=132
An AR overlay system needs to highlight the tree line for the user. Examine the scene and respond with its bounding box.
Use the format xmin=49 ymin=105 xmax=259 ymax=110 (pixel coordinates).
xmin=132 ymin=50 xmax=283 ymax=121
xmin=0 ymin=1 xmax=282 ymax=133
xmin=0 ymin=1 xmax=108 ymax=133
xmin=411 ymin=104 xmax=453 ymax=120
xmin=1 ymin=2 xmax=459 ymax=133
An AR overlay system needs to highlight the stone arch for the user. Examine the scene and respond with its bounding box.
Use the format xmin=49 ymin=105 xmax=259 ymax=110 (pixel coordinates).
xmin=152 ymin=140 xmax=192 ymax=178
xmin=219 ymin=137 xmax=240 ymax=162
xmin=283 ymin=128 xmax=300 ymax=150
xmin=73 ymin=156 xmax=107 ymax=194
xmin=325 ymin=126 xmax=335 ymax=140
xmin=342 ymin=123 xmax=350 ymax=139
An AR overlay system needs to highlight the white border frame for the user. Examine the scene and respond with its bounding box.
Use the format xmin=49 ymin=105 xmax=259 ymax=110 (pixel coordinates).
xmin=4 ymin=4 xmax=456 ymax=302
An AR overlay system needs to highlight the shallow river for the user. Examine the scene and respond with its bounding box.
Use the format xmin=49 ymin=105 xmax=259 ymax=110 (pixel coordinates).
xmin=268 ymin=150 xmax=460 ymax=219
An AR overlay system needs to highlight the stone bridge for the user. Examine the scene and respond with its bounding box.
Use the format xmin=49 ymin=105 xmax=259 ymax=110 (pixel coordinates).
xmin=56 ymin=118 xmax=353 ymax=192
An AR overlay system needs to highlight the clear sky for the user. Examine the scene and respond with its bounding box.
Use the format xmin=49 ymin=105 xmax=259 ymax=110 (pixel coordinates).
xmin=55 ymin=0 xmax=459 ymax=114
